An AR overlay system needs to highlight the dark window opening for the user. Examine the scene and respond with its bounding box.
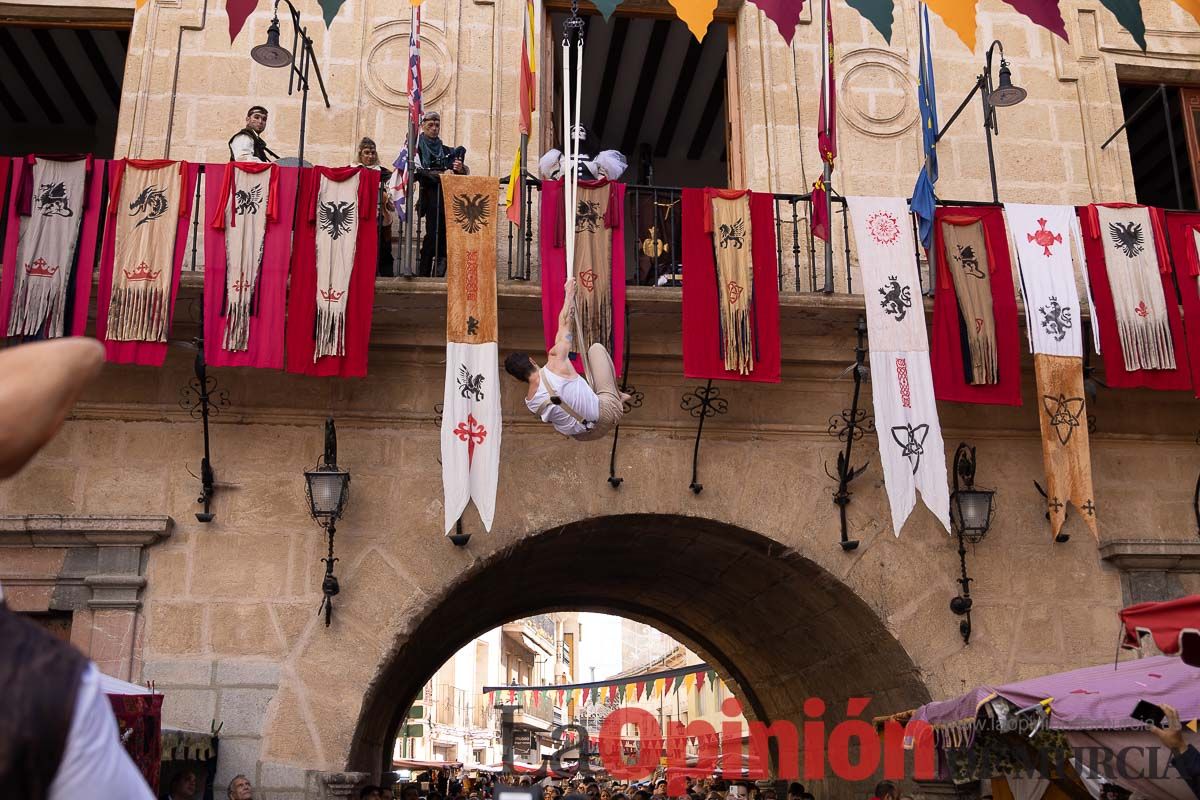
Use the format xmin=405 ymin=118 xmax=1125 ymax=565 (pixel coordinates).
xmin=0 ymin=24 xmax=129 ymax=158
xmin=1117 ymin=83 xmax=1198 ymax=210
xmin=549 ymin=13 xmax=729 ymax=189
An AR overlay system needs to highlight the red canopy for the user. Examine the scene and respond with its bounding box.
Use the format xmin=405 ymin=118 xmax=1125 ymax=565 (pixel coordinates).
xmin=1119 ymin=595 xmax=1200 ymax=667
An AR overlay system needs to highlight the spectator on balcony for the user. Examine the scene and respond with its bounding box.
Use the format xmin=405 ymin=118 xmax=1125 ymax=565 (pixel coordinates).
xmin=413 ymin=111 xmax=469 ymax=278
xmin=228 ymin=106 xmax=277 ymax=163
xmin=538 ymin=127 xmax=627 ymax=183
xmin=353 ymin=137 xmax=398 ymax=277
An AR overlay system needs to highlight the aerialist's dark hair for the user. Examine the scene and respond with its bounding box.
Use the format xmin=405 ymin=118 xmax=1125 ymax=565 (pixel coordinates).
xmin=247 ymin=105 xmax=269 ymax=116
xmin=504 ymin=352 xmax=535 ymax=382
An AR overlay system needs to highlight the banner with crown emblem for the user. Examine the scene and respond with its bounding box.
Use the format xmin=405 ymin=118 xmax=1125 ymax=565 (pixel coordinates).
xmin=441 ymin=174 xmax=501 ymax=536
xmin=96 ymin=159 xmax=198 ymax=366
xmin=285 ymin=166 xmax=378 ymax=377
xmin=1006 ymin=203 xmax=1098 ymax=541
xmin=1 ymin=156 xmax=94 ymax=340
xmin=203 ymin=162 xmax=294 ymax=369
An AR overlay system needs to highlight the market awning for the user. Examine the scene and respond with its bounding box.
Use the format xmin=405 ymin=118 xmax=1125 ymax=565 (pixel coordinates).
xmin=393 ymin=758 xmax=463 ymax=770
xmin=1119 ymin=595 xmax=1200 ymax=667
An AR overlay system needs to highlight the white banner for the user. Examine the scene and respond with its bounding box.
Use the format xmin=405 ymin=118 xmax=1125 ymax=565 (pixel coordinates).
xmin=441 ymin=341 xmax=501 ymax=533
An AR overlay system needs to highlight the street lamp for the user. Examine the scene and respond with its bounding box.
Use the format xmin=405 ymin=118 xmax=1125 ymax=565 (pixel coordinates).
xmin=949 ymin=442 xmax=995 ymax=645
xmin=305 ymin=418 xmax=350 ymax=626
xmin=934 ymin=40 xmax=1027 ymax=203
xmin=250 ymin=0 xmax=331 ymax=167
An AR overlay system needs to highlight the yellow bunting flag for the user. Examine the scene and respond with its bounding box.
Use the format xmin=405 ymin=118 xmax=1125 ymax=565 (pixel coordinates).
xmin=670 ymin=0 xmax=718 ymax=40
xmin=923 ymin=0 xmax=978 ymax=50
xmin=1171 ymin=0 xmax=1200 ymax=25
xmin=683 ymin=672 xmax=697 ymax=693
xmin=653 ymin=677 xmax=665 ymax=697
xmin=624 ymin=683 xmax=634 ymax=702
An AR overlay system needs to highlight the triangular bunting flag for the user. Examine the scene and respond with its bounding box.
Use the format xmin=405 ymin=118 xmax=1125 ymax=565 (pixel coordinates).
xmin=846 ymin=0 xmax=894 ymax=41
xmin=226 ymin=0 xmax=259 ymax=42
xmin=637 ymin=680 xmax=647 ymax=699
xmin=1186 ymin=719 xmax=1199 ymax=732
xmin=747 ymin=0 xmax=805 ymax=44
xmin=1098 ymin=0 xmax=1147 ymax=49
xmin=1000 ymin=0 xmax=1068 ymax=40
xmin=683 ymin=672 xmax=696 ymax=693
xmin=1170 ymin=0 xmax=1200 ymax=26
xmin=624 ymin=683 xmax=634 ymax=702
xmin=923 ymin=0 xmax=977 ymax=50
xmin=653 ymin=678 xmax=665 ymax=697
xmin=670 ymin=0 xmax=718 ymax=40
xmin=593 ymin=0 xmax=621 ymax=19
xmin=696 ymin=671 xmax=706 ymax=692
xmin=318 ymin=0 xmax=348 ymax=26
xmin=664 ymin=676 xmax=675 ymax=694
xmin=557 ymin=689 xmax=565 ymax=705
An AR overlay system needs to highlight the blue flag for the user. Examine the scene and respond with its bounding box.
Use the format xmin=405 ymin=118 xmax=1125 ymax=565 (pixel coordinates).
xmin=910 ymin=4 xmax=939 ymax=252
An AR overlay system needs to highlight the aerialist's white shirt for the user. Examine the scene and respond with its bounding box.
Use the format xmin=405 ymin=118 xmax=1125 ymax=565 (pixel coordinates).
xmin=527 ymin=369 xmax=599 ymax=437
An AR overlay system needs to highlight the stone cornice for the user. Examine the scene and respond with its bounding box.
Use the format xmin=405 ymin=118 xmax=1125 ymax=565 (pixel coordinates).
xmin=1099 ymin=539 xmax=1200 ymax=571
xmin=0 ymin=515 xmax=173 ymax=548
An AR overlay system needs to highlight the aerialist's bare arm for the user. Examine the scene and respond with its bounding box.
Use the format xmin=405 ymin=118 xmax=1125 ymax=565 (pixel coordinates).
xmin=548 ymin=279 xmax=576 ymax=368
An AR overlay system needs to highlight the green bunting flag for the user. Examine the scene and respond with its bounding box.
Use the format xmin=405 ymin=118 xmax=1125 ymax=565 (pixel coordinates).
xmin=1098 ymin=0 xmax=1147 ymax=49
xmin=593 ymin=0 xmax=621 ymax=19
xmin=318 ymin=0 xmax=347 ymax=26
xmin=846 ymin=0 xmax=894 ymax=42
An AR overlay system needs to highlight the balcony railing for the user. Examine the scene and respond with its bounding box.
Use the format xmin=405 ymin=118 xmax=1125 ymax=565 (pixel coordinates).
xmin=151 ymin=167 xmax=941 ymax=298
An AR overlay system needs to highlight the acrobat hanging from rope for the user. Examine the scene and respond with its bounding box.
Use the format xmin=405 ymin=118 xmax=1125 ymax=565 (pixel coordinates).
xmin=505 ymin=278 xmax=630 ymax=440
xmin=504 ymin=10 xmax=628 ymax=441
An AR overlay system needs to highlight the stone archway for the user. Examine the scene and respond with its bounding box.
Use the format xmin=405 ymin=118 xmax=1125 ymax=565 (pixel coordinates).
xmin=348 ymin=514 xmax=931 ymax=786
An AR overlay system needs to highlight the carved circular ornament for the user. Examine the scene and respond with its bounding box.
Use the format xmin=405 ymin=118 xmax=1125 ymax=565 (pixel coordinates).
xmin=363 ymin=20 xmax=451 ymax=110
xmin=839 ymin=50 xmax=917 ymax=138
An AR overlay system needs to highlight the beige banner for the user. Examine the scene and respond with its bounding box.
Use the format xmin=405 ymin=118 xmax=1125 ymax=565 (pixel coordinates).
xmin=574 ymin=183 xmax=614 ymax=356
xmin=443 ymin=174 xmax=499 ymax=343
xmin=1034 ymin=354 xmax=1098 ymax=540
xmin=711 ymin=194 xmax=754 ymax=375
xmin=941 ymin=219 xmax=997 ymax=384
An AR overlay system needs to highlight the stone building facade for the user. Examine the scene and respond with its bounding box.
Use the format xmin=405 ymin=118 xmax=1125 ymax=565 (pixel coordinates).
xmin=1 ymin=0 xmax=1200 ymax=799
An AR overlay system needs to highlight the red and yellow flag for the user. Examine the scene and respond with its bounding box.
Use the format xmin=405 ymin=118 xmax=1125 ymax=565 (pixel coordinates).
xmin=507 ymin=0 xmax=537 ymax=224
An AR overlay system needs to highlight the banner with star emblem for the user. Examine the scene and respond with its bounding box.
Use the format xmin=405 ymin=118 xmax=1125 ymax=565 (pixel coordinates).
xmin=285 ymin=166 xmax=379 ymax=377
xmin=0 ymin=155 xmax=104 ymax=341
xmin=1076 ymin=203 xmax=1191 ymax=391
xmin=203 ymin=162 xmax=295 ymax=369
xmin=1005 ymin=203 xmax=1098 ymax=541
xmin=847 ymin=196 xmax=950 ymax=537
xmin=96 ymin=159 xmax=199 ymax=366
xmin=1164 ymin=211 xmax=1200 ymax=399
xmin=681 ymin=188 xmax=780 ymax=383
xmin=539 ymin=177 xmax=627 ymax=377
xmin=441 ymin=174 xmax=501 ymax=535
xmin=931 ymin=205 xmax=1022 ymax=405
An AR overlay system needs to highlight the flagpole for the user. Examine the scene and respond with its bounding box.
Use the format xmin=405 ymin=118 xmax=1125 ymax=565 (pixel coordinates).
xmin=405 ymin=118 xmax=416 ymax=276
xmin=820 ymin=0 xmax=834 ymax=294
xmin=516 ymin=132 xmax=528 ymax=278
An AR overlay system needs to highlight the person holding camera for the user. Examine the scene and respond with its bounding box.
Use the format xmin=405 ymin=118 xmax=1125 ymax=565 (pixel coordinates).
xmin=414 ymin=111 xmax=469 ymax=277
xmin=1150 ymin=704 xmax=1200 ymax=799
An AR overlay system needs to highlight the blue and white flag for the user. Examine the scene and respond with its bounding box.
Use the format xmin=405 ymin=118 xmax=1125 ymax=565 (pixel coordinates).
xmin=910 ymin=3 xmax=939 ymax=252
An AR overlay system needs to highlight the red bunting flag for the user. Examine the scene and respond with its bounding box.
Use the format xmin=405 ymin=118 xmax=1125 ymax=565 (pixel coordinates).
xmin=1000 ymin=0 xmax=1067 ymax=39
xmin=664 ymin=676 xmax=674 ymax=694
xmin=747 ymin=0 xmax=806 ymax=44
xmin=696 ymin=670 xmax=706 ymax=691
xmin=637 ymin=680 xmax=647 ymax=699
xmin=226 ymin=0 xmax=258 ymax=42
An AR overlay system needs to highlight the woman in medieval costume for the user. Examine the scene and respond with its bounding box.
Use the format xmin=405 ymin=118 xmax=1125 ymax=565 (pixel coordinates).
xmin=504 ymin=279 xmax=629 ymax=441
xmin=352 ymin=137 xmax=398 ymax=276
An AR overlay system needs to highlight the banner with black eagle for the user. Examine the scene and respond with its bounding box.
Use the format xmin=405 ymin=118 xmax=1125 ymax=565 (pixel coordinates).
xmin=204 ymin=162 xmax=296 ymax=369
xmin=681 ymin=188 xmax=781 ymax=383
xmin=847 ymin=196 xmax=950 ymax=537
xmin=96 ymin=159 xmax=199 ymax=366
xmin=930 ymin=205 xmax=1022 ymax=405
xmin=1076 ymin=203 xmax=1192 ymax=391
xmin=1 ymin=155 xmax=105 ymax=341
xmin=440 ymin=174 xmax=501 ymax=536
xmin=286 ymin=166 xmax=378 ymax=377
xmin=1005 ymin=203 xmax=1098 ymax=541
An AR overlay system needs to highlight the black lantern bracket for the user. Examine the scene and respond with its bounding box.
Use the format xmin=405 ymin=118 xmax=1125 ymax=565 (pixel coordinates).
xmin=824 ymin=316 xmax=873 ymax=551
xmin=179 ymin=342 xmax=230 ymax=523
xmin=949 ymin=442 xmax=996 ymax=646
xmin=607 ymin=384 xmax=644 ymax=489
xmin=680 ymin=380 xmax=729 ymax=494
xmin=304 ymin=418 xmax=351 ymax=627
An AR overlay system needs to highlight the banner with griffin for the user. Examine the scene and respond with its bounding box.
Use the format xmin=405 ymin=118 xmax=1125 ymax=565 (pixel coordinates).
xmin=1076 ymin=203 xmax=1191 ymax=391
xmin=847 ymin=195 xmax=950 ymax=537
xmin=285 ymin=166 xmax=378 ymax=377
xmin=441 ymin=174 xmax=501 ymax=536
xmin=1005 ymin=203 xmax=1098 ymax=541
xmin=539 ymin=177 xmax=627 ymax=378
xmin=96 ymin=159 xmax=198 ymax=366
xmin=930 ymin=205 xmax=1022 ymax=406
xmin=680 ymin=188 xmax=780 ymax=384
xmin=0 ymin=155 xmax=104 ymax=341
xmin=203 ymin=162 xmax=295 ymax=369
